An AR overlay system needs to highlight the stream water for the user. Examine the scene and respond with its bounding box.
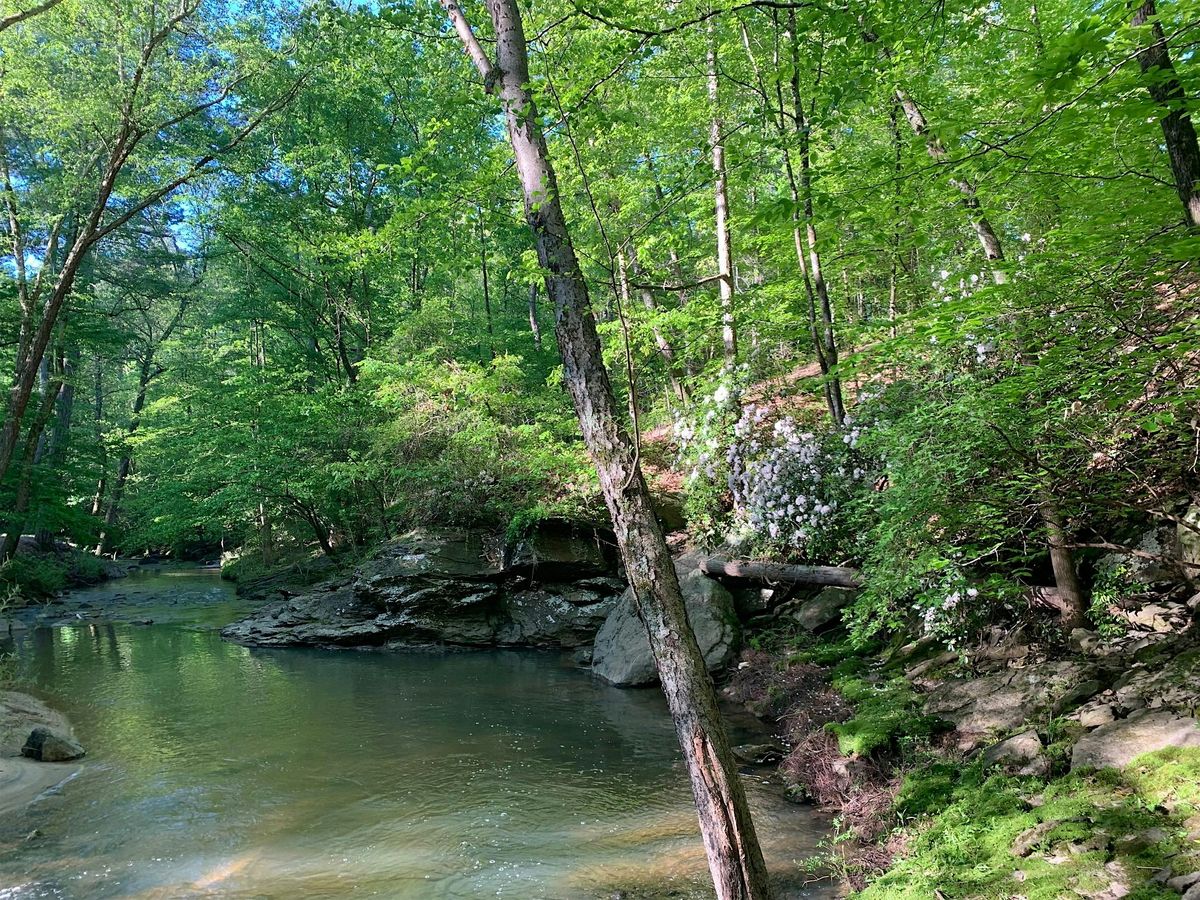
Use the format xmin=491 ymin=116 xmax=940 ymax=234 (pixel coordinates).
xmin=0 ymin=568 xmax=834 ymax=899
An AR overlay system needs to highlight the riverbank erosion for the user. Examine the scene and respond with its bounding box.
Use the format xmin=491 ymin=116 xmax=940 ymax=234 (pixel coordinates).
xmin=220 ymin=525 xmax=850 ymax=687
xmin=0 ymin=691 xmax=83 ymax=818
xmin=221 ymin=525 xmax=625 ymax=650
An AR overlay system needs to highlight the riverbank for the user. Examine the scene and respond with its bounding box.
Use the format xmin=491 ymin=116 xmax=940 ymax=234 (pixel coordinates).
xmin=0 ymin=578 xmax=836 ymax=899
xmin=0 ymin=691 xmax=82 ymax=819
xmin=725 ymin=597 xmax=1200 ymax=898
xmin=0 ymin=540 xmax=125 ymax=602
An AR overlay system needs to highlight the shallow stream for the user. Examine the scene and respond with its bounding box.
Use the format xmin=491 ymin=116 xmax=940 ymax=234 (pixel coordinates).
xmin=0 ymin=568 xmax=833 ymax=898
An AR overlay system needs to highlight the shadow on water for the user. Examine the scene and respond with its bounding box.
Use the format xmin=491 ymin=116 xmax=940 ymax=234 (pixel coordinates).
xmin=0 ymin=571 xmax=835 ymax=899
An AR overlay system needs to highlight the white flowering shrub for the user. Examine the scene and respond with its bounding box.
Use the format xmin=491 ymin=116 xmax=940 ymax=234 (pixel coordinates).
xmin=674 ymin=369 xmax=870 ymax=558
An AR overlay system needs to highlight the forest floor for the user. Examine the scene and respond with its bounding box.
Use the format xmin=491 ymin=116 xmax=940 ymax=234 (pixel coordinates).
xmin=729 ymin=595 xmax=1200 ymax=899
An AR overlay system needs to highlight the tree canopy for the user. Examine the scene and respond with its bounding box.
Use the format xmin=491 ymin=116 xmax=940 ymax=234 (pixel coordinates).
xmin=0 ymin=0 xmax=1196 ymax=637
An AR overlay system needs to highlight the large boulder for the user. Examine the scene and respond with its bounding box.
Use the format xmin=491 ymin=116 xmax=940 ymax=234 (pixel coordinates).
xmin=981 ymin=730 xmax=1049 ymax=777
xmin=503 ymin=524 xmax=612 ymax=580
xmin=787 ymin=587 xmax=856 ymax=633
xmin=1071 ymin=709 xmax=1200 ymax=771
xmin=496 ymin=578 xmax=623 ymax=646
xmin=0 ymin=693 xmax=72 ymax=758
xmin=222 ymin=526 xmax=623 ymax=651
xmin=1097 ymin=526 xmax=1182 ymax=585
xmin=591 ymin=560 xmax=740 ymax=687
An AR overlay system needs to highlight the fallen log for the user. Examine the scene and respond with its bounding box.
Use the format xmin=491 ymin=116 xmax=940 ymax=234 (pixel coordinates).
xmin=699 ymin=555 xmax=861 ymax=588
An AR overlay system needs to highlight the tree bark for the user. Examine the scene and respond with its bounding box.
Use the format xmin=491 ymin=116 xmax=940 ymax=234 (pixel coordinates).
xmin=478 ymin=203 xmax=496 ymax=359
xmin=708 ymin=24 xmax=738 ymax=365
xmin=528 ymin=282 xmax=543 ymax=351
xmin=90 ymin=355 xmax=107 ymax=518
xmin=701 ymin=556 xmax=861 ymax=588
xmin=741 ymin=14 xmax=845 ymax=425
xmin=786 ymin=15 xmax=845 ymax=425
xmin=439 ymin=3 xmax=772 ymax=896
xmin=1039 ymin=492 xmax=1087 ymax=629
xmin=1131 ymin=0 xmax=1200 ymax=228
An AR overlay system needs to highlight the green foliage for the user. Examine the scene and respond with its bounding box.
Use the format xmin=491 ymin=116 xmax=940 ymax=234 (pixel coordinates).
xmin=1090 ymin=561 xmax=1135 ymax=638
xmin=0 ymin=554 xmax=67 ymax=600
xmin=827 ymin=675 xmax=945 ymax=757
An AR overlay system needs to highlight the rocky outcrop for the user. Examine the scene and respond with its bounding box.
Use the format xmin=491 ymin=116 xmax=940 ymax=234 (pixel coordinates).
xmin=591 ymin=555 xmax=741 ymax=687
xmin=981 ymin=729 xmax=1049 ymax=777
xmin=222 ymin=525 xmax=622 ymax=650
xmin=923 ymin=660 xmax=1104 ymax=747
xmin=1071 ymin=708 xmax=1200 ymax=770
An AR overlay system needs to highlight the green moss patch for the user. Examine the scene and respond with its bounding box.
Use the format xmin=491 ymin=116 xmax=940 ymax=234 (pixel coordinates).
xmin=855 ymin=754 xmax=1195 ymax=899
xmin=826 ymin=675 xmax=946 ymax=757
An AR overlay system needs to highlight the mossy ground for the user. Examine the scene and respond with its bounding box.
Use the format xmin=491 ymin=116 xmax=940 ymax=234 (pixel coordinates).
xmin=755 ymin=627 xmax=1200 ymax=898
xmin=853 ymin=749 xmax=1200 ymax=899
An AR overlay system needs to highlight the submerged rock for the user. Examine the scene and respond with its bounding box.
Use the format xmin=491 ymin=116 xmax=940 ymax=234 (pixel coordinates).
xmin=222 ymin=525 xmax=622 ymax=651
xmin=591 ymin=556 xmax=740 ymax=687
xmin=20 ymin=727 xmax=85 ymax=762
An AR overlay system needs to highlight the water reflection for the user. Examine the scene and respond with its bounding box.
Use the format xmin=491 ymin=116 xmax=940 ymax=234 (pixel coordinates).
xmin=1 ymin=575 xmax=832 ymax=899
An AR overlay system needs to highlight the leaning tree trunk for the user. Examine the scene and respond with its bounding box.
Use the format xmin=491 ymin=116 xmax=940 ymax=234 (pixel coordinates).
xmin=439 ymin=2 xmax=773 ymax=896
xmin=894 ymin=89 xmax=1008 ymax=284
xmin=1132 ymin=0 xmax=1200 ymax=227
xmin=787 ymin=15 xmax=845 ymax=425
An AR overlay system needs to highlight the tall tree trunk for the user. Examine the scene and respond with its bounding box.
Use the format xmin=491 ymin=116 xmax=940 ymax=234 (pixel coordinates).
xmin=35 ymin=345 xmax=77 ymax=551
xmin=439 ymin=3 xmax=772 ymax=896
xmin=743 ymin=13 xmax=845 ymax=425
xmin=618 ymin=244 xmax=687 ymax=403
xmin=95 ymin=355 xmax=154 ymax=556
xmin=894 ymin=89 xmax=1008 ymax=284
xmin=90 ymin=355 xmax=107 ymax=518
xmin=786 ymin=18 xmax=845 ymax=425
xmin=478 ymin=203 xmax=495 ymax=359
xmin=707 ymin=24 xmax=737 ymax=365
xmin=1040 ymin=490 xmax=1087 ymax=628
xmin=528 ymin=282 xmax=543 ymax=351
xmin=1131 ymin=0 xmax=1200 ymax=227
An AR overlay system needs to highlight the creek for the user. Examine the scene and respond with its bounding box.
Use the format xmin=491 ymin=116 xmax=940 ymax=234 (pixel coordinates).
xmin=0 ymin=567 xmax=833 ymax=898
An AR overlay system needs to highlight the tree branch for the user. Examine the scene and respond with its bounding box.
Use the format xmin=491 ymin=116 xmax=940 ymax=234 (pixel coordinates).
xmin=439 ymin=1 xmax=497 ymax=90
xmin=0 ymin=0 xmax=65 ymax=33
